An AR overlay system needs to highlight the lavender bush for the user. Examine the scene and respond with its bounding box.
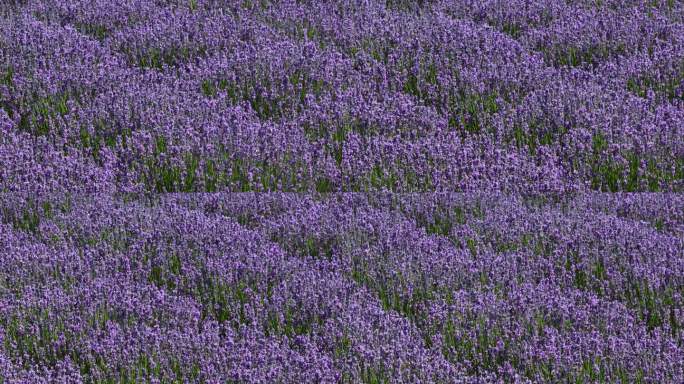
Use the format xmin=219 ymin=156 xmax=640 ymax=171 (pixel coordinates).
xmin=1 ymin=0 xmax=683 ymax=192
xmin=0 ymin=193 xmax=682 ymax=383
xmin=1 ymin=0 xmax=683 ymax=383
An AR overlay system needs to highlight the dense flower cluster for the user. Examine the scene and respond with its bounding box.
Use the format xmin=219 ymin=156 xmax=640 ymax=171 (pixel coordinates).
xmin=2 ymin=1 xmax=683 ymax=383
xmin=0 ymin=193 xmax=682 ymax=382
xmin=1 ymin=0 xmax=683 ymax=192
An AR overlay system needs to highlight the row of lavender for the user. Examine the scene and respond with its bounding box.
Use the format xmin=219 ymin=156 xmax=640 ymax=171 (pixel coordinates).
xmin=1 ymin=0 xmax=683 ymax=192
xmin=0 ymin=193 xmax=682 ymax=382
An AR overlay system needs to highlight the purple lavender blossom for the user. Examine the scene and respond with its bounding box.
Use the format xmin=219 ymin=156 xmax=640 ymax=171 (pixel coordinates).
xmin=1 ymin=0 xmax=683 ymax=382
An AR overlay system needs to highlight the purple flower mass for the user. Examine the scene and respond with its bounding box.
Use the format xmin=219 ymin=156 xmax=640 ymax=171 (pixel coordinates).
xmin=1 ymin=0 xmax=683 ymax=383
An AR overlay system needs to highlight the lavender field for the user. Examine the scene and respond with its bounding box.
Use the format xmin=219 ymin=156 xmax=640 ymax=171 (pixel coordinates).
xmin=1 ymin=0 xmax=684 ymax=192
xmin=1 ymin=0 xmax=684 ymax=383
xmin=0 ymin=194 xmax=683 ymax=382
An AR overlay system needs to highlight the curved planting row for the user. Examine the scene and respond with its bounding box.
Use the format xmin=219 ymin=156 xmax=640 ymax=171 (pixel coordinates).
xmin=1 ymin=0 xmax=683 ymax=192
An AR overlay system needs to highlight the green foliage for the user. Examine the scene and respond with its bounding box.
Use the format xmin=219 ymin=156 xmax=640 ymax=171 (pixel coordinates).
xmin=501 ymin=22 xmax=522 ymax=38
xmin=547 ymin=43 xmax=626 ymax=68
xmin=241 ymin=0 xmax=255 ymax=10
xmin=3 ymin=309 xmax=72 ymax=370
xmin=511 ymin=119 xmax=560 ymax=156
xmin=80 ymin=120 xmax=132 ymax=164
xmin=398 ymin=57 xmax=499 ymax=137
xmin=586 ymin=132 xmax=681 ymax=191
xmin=315 ymin=177 xmax=334 ymax=193
xmin=17 ymin=91 xmax=72 ymax=136
xmin=355 ymin=37 xmax=397 ymax=65
xmin=204 ymin=159 xmax=219 ymax=192
xmin=334 ymin=334 xmax=353 ymax=359
xmin=557 ymin=46 xmax=583 ymax=68
xmin=466 ymin=237 xmax=477 ymax=258
xmin=0 ymin=199 xmax=54 ymax=234
xmin=593 ymin=159 xmax=622 ymax=192
xmin=141 ymin=136 xmax=208 ymax=192
xmin=654 ymin=218 xmax=664 ymax=232
xmin=201 ymin=70 xmax=328 ymax=122
xmin=385 ymin=0 xmax=428 ymax=11
xmin=441 ymin=315 xmax=508 ymax=375
xmin=626 ymin=59 xmax=684 ymax=102
xmin=360 ymin=362 xmax=390 ymax=384
xmin=1 ymin=65 xmax=13 ymax=88
xmin=357 ymin=159 xmax=434 ymax=192
xmin=298 ymin=236 xmax=334 ymax=259
xmin=368 ymin=165 xmax=395 ymax=191
xmin=201 ymin=79 xmax=217 ymax=97
xmin=147 ymin=251 xmax=182 ymax=290
xmin=447 ymin=91 xmax=499 ymax=135
xmin=624 ymin=152 xmax=640 ymax=192
xmin=425 ymin=63 xmax=438 ymax=85
xmin=569 ymin=254 xmax=683 ymax=334
xmin=330 ymin=121 xmax=350 ymax=165
xmin=197 ymin=276 xmax=254 ymax=328
xmin=351 ymin=263 xmax=435 ymax=325
xmin=573 ymin=357 xmax=609 ymax=384
xmin=425 ymin=213 xmax=453 ymax=237
xmin=83 ymin=352 xmax=202 ymax=383
xmin=74 ymin=22 xmax=109 ymax=41
xmin=264 ymin=303 xmax=322 ymax=338
xmin=453 ymin=206 xmax=466 ymax=225
xmin=623 ymin=279 xmax=670 ymax=331
xmin=589 ymin=132 xmax=620 ymax=192
xmin=133 ymin=46 xmax=207 ymax=69
xmin=403 ymin=73 xmax=420 ymax=99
